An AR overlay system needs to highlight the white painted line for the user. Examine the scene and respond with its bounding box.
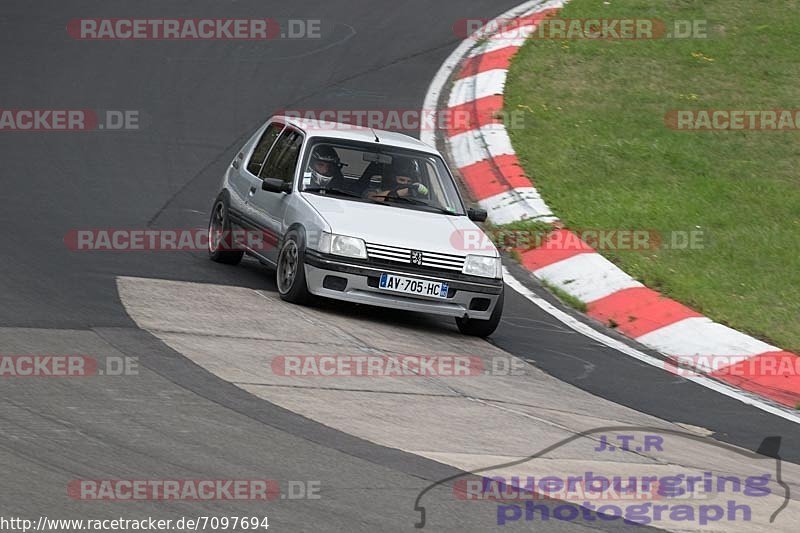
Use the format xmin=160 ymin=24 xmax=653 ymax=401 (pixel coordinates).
xmin=465 ymin=0 xmax=567 ymax=55
xmin=466 ymin=26 xmax=536 ymax=57
xmin=479 ymin=187 xmax=558 ymax=224
xmin=503 ymin=268 xmax=800 ymax=424
xmin=446 ymin=129 xmax=487 ymax=169
xmin=448 ymin=69 xmax=507 ymax=108
xmin=636 ymin=316 xmax=778 ymax=358
xmin=447 ymin=125 xmax=515 ymax=168
xmin=533 ymin=253 xmax=644 ymax=303
xmin=420 ymin=0 xmax=554 ymax=149
xmin=479 ymin=126 xmax=518 ymax=158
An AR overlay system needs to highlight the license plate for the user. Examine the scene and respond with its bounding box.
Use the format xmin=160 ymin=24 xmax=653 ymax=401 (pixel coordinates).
xmin=379 ymin=273 xmax=449 ymax=299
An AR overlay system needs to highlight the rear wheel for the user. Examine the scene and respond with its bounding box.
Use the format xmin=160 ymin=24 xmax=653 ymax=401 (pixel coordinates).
xmin=208 ymin=196 xmax=244 ymax=265
xmin=276 ymin=229 xmax=313 ymax=305
xmin=455 ymin=290 xmax=504 ymax=337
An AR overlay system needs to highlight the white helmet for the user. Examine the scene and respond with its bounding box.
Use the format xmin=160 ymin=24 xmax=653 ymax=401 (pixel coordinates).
xmin=309 ymin=145 xmax=340 ymax=187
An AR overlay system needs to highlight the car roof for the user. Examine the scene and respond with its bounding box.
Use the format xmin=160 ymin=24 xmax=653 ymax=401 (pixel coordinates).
xmin=274 ymin=115 xmax=440 ymax=155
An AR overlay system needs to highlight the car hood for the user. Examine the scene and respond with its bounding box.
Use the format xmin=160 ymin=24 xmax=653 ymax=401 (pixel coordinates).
xmin=302 ymin=193 xmax=497 ymax=257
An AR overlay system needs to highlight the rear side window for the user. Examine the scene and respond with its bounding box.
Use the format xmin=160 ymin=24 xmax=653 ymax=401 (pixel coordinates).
xmin=260 ymin=130 xmax=303 ymax=184
xmin=247 ymin=123 xmax=283 ymax=176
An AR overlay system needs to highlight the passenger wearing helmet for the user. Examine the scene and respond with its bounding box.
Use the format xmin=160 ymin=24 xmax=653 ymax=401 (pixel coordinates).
xmin=366 ymin=157 xmax=429 ymax=202
xmin=307 ymin=145 xmax=342 ymax=189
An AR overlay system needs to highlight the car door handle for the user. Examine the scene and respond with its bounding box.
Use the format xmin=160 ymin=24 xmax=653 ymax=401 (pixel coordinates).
xmin=249 ymin=186 xmax=257 ymax=195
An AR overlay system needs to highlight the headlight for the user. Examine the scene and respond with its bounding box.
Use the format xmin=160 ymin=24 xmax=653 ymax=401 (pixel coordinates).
xmin=462 ymin=254 xmax=501 ymax=278
xmin=318 ymin=232 xmax=367 ymax=260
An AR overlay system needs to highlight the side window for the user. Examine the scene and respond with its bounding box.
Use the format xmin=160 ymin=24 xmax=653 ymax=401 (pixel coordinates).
xmin=423 ymin=160 xmax=446 ymax=205
xmin=260 ymin=130 xmax=303 ymax=184
xmin=246 ymin=123 xmax=283 ymax=176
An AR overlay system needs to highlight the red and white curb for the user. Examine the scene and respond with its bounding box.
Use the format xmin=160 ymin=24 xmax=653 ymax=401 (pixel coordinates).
xmin=422 ymin=0 xmax=800 ymax=410
xmin=444 ymin=3 xmax=562 ymax=225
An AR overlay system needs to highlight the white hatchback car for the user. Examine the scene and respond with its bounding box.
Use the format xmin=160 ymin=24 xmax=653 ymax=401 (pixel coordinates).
xmin=208 ymin=116 xmax=504 ymax=336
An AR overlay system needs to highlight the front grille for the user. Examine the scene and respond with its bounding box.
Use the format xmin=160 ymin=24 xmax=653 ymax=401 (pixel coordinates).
xmin=365 ymin=242 xmax=465 ymax=272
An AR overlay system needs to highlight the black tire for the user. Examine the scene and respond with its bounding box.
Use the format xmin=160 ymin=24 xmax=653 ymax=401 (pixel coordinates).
xmin=208 ymin=195 xmax=244 ymax=265
xmin=276 ymin=229 xmax=313 ymax=305
xmin=455 ymin=290 xmax=504 ymax=337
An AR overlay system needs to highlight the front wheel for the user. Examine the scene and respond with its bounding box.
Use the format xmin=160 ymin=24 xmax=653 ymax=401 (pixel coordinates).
xmin=276 ymin=229 xmax=313 ymax=305
xmin=455 ymin=290 xmax=504 ymax=337
xmin=208 ymin=197 xmax=244 ymax=265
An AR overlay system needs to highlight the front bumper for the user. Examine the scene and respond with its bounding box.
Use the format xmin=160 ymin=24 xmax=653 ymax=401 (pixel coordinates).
xmin=304 ymin=251 xmax=503 ymax=319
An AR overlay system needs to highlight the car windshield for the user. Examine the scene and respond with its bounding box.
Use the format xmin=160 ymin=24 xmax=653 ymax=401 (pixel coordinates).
xmin=300 ymin=139 xmax=465 ymax=216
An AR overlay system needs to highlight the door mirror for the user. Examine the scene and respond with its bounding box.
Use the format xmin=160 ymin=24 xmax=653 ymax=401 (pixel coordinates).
xmin=262 ymin=178 xmax=292 ymax=194
xmin=467 ymin=207 xmax=487 ymax=222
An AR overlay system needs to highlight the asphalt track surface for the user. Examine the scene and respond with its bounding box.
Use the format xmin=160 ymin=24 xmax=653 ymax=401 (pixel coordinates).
xmin=1 ymin=1 xmax=798 ymax=531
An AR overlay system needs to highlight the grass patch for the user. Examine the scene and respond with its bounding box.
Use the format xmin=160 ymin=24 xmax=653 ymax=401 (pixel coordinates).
xmin=492 ymin=218 xmax=553 ymax=235
xmin=505 ymin=0 xmax=800 ymax=351
xmin=542 ymin=279 xmax=588 ymax=313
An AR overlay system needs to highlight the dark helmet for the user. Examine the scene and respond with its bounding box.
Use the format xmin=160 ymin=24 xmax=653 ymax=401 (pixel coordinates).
xmin=392 ymin=157 xmax=422 ymax=180
xmin=310 ymin=145 xmax=340 ymax=168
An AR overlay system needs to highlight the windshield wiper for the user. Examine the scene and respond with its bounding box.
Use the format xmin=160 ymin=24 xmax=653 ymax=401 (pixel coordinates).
xmin=371 ymin=194 xmax=460 ymax=216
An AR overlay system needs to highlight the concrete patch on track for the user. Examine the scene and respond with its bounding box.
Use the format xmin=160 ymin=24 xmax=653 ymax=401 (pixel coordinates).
xmin=117 ymin=276 xmax=800 ymax=531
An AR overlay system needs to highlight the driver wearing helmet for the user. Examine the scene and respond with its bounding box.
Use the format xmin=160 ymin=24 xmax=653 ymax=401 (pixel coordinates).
xmin=366 ymin=157 xmax=429 ymax=201
xmin=307 ymin=145 xmax=342 ymax=189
